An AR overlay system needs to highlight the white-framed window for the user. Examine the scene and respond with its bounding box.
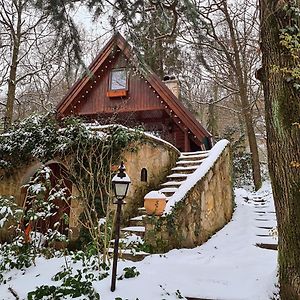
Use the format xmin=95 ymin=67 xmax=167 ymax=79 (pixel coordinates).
xmin=109 ymin=68 xmax=127 ymax=90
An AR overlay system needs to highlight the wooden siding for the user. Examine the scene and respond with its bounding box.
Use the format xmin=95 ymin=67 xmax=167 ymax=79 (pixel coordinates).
xmin=71 ymin=52 xmax=163 ymax=116
xmin=57 ymin=33 xmax=212 ymax=151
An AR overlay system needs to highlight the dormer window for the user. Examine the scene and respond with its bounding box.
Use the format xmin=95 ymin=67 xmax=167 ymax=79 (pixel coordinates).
xmin=107 ymin=68 xmax=128 ymax=97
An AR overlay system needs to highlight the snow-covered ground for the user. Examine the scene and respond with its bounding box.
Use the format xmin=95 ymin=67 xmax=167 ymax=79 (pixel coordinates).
xmin=0 ymin=182 xmax=278 ymax=300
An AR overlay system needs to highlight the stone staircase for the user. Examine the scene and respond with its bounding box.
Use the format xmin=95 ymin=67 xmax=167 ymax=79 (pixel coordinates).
xmin=159 ymin=150 xmax=209 ymax=199
xmin=243 ymin=190 xmax=278 ymax=250
xmin=253 ymin=196 xmax=278 ymax=250
xmin=109 ymin=150 xmax=210 ymax=261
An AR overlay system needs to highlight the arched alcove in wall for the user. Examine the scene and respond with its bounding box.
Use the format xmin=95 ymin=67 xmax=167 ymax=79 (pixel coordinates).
xmin=141 ymin=168 xmax=148 ymax=182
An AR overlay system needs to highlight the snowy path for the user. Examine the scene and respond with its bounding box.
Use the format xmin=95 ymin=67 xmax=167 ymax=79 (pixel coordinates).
xmin=97 ymin=183 xmax=277 ymax=300
xmin=96 ymin=182 xmax=278 ymax=300
xmin=0 ymin=183 xmax=278 ymax=300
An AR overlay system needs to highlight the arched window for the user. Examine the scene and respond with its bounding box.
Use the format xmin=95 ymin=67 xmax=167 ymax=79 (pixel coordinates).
xmin=141 ymin=168 xmax=148 ymax=182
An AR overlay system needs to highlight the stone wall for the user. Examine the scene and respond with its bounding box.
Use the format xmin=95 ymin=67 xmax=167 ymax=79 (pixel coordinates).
xmin=145 ymin=143 xmax=233 ymax=252
xmin=0 ymin=160 xmax=41 ymax=206
xmin=0 ymin=134 xmax=179 ymax=241
xmin=121 ymin=136 xmax=179 ymax=222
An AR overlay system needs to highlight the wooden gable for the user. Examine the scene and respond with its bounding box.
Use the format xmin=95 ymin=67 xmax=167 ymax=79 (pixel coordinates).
xmin=57 ymin=33 xmax=213 ymax=151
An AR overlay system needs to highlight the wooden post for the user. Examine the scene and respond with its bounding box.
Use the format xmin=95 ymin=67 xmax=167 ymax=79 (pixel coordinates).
xmin=184 ymin=131 xmax=191 ymax=152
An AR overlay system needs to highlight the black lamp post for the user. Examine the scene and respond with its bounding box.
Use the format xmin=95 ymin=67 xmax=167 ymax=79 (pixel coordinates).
xmin=111 ymin=162 xmax=131 ymax=292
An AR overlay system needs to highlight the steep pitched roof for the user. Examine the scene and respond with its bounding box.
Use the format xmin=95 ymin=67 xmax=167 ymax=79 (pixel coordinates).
xmin=56 ymin=32 xmax=212 ymax=141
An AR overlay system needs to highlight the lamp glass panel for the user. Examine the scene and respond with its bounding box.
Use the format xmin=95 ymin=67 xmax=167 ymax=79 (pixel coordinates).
xmin=114 ymin=182 xmax=128 ymax=198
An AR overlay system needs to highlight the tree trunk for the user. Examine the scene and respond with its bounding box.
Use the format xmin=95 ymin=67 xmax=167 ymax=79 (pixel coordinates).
xmin=207 ymin=83 xmax=218 ymax=137
xmin=4 ymin=1 xmax=22 ymax=130
xmin=5 ymin=44 xmax=20 ymax=130
xmin=239 ymin=86 xmax=262 ymax=190
xmin=222 ymin=0 xmax=262 ymax=190
xmin=260 ymin=0 xmax=300 ymax=298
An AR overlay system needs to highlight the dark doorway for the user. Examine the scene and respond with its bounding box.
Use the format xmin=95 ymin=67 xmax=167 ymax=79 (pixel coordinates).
xmin=22 ymin=163 xmax=72 ymax=238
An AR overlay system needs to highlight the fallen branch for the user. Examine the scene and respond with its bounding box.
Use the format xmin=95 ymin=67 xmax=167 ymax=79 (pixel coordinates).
xmin=8 ymin=287 xmax=19 ymax=299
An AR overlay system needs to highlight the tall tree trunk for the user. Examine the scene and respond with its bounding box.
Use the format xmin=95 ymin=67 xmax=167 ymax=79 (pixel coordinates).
xmin=5 ymin=42 xmax=20 ymax=130
xmin=260 ymin=0 xmax=300 ymax=298
xmin=4 ymin=0 xmax=22 ymax=130
xmin=239 ymin=85 xmax=262 ymax=190
xmin=222 ymin=0 xmax=262 ymax=190
xmin=207 ymin=83 xmax=218 ymax=137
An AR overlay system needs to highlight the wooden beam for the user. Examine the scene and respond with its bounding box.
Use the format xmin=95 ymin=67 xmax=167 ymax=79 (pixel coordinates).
xmin=184 ymin=130 xmax=191 ymax=152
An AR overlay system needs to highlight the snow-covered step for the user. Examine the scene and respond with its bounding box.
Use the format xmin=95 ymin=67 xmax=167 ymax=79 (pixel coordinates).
xmin=166 ymin=173 xmax=189 ymax=181
xmin=255 ymin=235 xmax=278 ymax=245
xmin=256 ymin=243 xmax=277 ymax=250
xmin=181 ymin=150 xmax=210 ymax=155
xmin=176 ymin=159 xmax=204 ymax=165
xmin=254 ymin=221 xmax=277 ymax=228
xmin=253 ymin=204 xmax=270 ymax=208
xmin=159 ymin=187 xmax=178 ymax=194
xmin=130 ymin=215 xmax=146 ymax=226
xmin=107 ymin=248 xmax=149 ymax=262
xmin=255 ymin=227 xmax=276 ymax=236
xmin=137 ymin=207 xmax=147 ymax=216
xmin=256 ymin=226 xmax=274 ymax=230
xmin=160 ymin=181 xmax=185 ymax=187
xmin=121 ymin=226 xmax=145 ymax=237
xmin=179 ymin=154 xmax=209 ymax=161
xmin=159 ymin=187 xmax=178 ymax=197
xmin=255 ymin=217 xmax=277 ymax=222
xmin=171 ymin=165 xmax=198 ymax=172
xmin=130 ymin=215 xmax=144 ymax=221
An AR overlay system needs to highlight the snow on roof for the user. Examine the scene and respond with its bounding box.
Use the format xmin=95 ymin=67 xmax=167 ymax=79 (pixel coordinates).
xmin=164 ymin=139 xmax=230 ymax=214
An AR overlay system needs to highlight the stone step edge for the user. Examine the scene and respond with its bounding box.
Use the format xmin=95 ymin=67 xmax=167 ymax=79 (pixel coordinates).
xmin=255 ymin=243 xmax=278 ymax=250
xmin=121 ymin=226 xmax=146 ymax=232
xmin=130 ymin=215 xmax=146 ymax=221
xmin=160 ymin=181 xmax=184 ymax=187
xmin=107 ymin=248 xmax=149 ymax=255
xmin=180 ymin=150 xmax=210 ymax=155
xmin=176 ymin=159 xmax=204 ymax=165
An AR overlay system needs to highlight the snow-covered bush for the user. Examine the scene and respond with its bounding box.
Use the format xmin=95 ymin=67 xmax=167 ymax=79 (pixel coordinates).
xmin=0 ymin=196 xmax=23 ymax=243
xmin=0 ymin=237 xmax=36 ymax=283
xmin=0 ymin=114 xmax=59 ymax=172
xmin=221 ymin=126 xmax=253 ymax=187
xmin=0 ymin=113 xmax=143 ymax=176
xmin=27 ymin=250 xmax=111 ymax=300
xmin=22 ymin=165 xmax=70 ymax=245
xmin=0 ymin=113 xmax=144 ymax=266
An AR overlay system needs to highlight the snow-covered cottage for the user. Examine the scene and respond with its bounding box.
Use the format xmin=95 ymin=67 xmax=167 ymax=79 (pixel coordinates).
xmin=0 ymin=34 xmax=233 ymax=254
xmin=56 ymin=32 xmax=212 ymax=152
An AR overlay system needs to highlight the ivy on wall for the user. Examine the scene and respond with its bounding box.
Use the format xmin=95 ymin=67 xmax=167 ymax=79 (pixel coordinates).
xmin=0 ymin=113 xmax=143 ymax=175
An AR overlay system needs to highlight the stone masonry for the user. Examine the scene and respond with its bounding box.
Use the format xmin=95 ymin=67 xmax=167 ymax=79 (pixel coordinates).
xmin=144 ymin=144 xmax=233 ymax=252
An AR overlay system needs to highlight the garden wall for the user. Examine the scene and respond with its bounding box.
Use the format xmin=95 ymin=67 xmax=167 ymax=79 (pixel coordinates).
xmin=0 ymin=134 xmax=179 ymax=241
xmin=144 ymin=142 xmax=233 ymax=252
xmin=122 ymin=135 xmax=180 ymax=222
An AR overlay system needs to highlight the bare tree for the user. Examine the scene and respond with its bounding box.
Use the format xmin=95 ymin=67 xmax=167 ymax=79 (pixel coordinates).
xmin=179 ymin=0 xmax=263 ymax=189
xmin=0 ymin=0 xmax=84 ymax=129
